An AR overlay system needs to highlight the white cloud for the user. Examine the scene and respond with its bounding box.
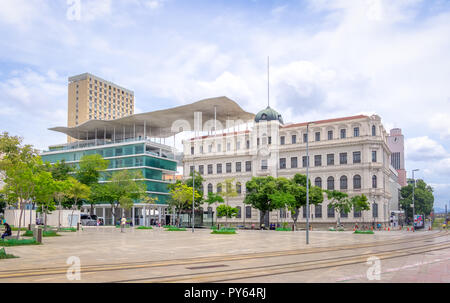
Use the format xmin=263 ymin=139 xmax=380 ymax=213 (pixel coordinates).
xmin=428 ymin=111 xmax=450 ymax=139
xmin=405 ymin=136 xmax=448 ymax=161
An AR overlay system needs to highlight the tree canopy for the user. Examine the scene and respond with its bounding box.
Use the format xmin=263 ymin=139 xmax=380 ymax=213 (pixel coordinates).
xmin=400 ymin=179 xmax=434 ymax=219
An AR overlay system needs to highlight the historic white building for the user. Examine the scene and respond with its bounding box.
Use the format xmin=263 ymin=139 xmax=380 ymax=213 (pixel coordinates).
xmin=183 ymin=106 xmax=398 ymax=228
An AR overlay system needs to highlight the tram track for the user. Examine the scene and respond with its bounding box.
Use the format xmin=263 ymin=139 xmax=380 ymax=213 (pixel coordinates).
xmin=113 ymin=240 xmax=450 ymax=283
xmin=0 ymin=230 xmax=447 ymax=281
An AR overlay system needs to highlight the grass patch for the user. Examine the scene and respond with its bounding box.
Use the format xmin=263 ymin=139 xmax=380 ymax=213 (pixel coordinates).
xmin=354 ymin=230 xmax=375 ymax=234
xmin=0 ymin=248 xmax=18 ymax=259
xmin=22 ymin=230 xmax=60 ymax=237
xmin=0 ymin=238 xmax=40 ymax=246
xmin=163 ymin=225 xmax=176 ymax=228
xmin=211 ymin=229 xmax=237 ymax=234
xmin=59 ymin=227 xmax=77 ymax=232
xmin=275 ymin=228 xmax=291 ymax=231
xmin=165 ymin=227 xmax=186 ymax=231
xmin=10 ymin=227 xmax=28 ymax=231
xmin=136 ymin=226 xmax=153 ymax=230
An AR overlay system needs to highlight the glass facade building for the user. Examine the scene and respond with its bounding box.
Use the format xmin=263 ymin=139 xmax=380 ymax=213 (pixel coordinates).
xmin=41 ymin=139 xmax=177 ymax=205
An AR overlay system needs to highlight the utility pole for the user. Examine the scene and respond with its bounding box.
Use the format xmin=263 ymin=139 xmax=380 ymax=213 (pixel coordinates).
xmin=306 ymin=123 xmax=310 ymax=244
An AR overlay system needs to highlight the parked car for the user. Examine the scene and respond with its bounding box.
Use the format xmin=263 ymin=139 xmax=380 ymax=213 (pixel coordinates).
xmin=80 ymin=214 xmax=97 ymax=226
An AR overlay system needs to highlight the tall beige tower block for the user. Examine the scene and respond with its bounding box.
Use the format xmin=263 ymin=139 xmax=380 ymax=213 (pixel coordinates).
xmin=67 ymin=73 xmax=134 ymax=142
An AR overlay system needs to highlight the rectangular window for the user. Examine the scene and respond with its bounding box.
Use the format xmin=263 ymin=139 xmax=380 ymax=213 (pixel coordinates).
xmin=353 ymin=151 xmax=361 ymax=164
xmin=373 ymin=203 xmax=378 ymax=218
xmin=226 ymin=162 xmax=232 ymax=173
xmin=237 ymin=141 xmax=241 ymax=150
xmin=217 ymin=163 xmax=222 ymax=174
xmin=199 ymin=165 xmax=204 ymax=175
xmin=280 ymin=136 xmax=285 ymax=145
xmin=391 ymin=152 xmax=400 ymax=169
xmin=315 ymin=205 xmax=322 ymax=218
xmin=261 ymin=159 xmax=268 ymax=170
xmin=280 ymin=158 xmax=286 ymax=169
xmin=292 ymin=135 xmax=297 ymax=144
xmin=354 ymin=209 xmax=361 ymax=218
xmin=303 ymin=133 xmax=308 ymax=143
xmin=227 ymin=142 xmax=231 ymax=151
xmin=190 ymin=146 xmax=194 ymax=155
xmin=208 ymin=164 xmax=213 ymax=174
xmin=246 ymin=140 xmax=250 ymax=149
xmin=291 ymin=157 xmax=298 ymax=168
xmin=236 ymin=162 xmax=241 ymax=172
xmin=372 ymin=151 xmax=377 ymax=162
xmin=340 ymin=152 xmax=347 ymax=164
xmin=302 ymin=156 xmax=309 ymax=168
xmin=354 ymin=127 xmax=360 ymax=137
xmin=246 ymin=206 xmax=252 ymax=218
xmin=327 ymin=154 xmax=334 ymax=166
xmin=315 ymin=132 xmax=320 ymax=142
xmin=314 ymin=155 xmax=322 ymax=167
xmin=189 ymin=166 xmax=194 ymax=175
xmin=327 ymin=206 xmax=335 ymax=218
xmin=217 ymin=144 xmax=221 ymax=152
xmin=328 ymin=130 xmax=333 ymax=140
xmin=245 ymin=161 xmax=252 ymax=172
xmin=340 ymin=129 xmax=346 ymax=139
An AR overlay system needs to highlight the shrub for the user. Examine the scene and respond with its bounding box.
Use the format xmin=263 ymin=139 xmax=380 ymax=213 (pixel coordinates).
xmin=0 ymin=238 xmax=40 ymax=246
xmin=163 ymin=225 xmax=175 ymax=228
xmin=59 ymin=227 xmax=77 ymax=232
xmin=22 ymin=230 xmax=60 ymax=237
xmin=136 ymin=226 xmax=153 ymax=230
xmin=354 ymin=230 xmax=374 ymax=234
xmin=275 ymin=227 xmax=291 ymax=231
xmin=166 ymin=227 xmax=186 ymax=231
xmin=211 ymin=229 xmax=236 ymax=234
xmin=0 ymin=248 xmax=18 ymax=259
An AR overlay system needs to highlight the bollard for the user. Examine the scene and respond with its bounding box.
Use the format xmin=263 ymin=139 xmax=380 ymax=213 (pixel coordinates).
xmin=388 ymin=227 xmax=390 ymax=231
xmin=77 ymin=222 xmax=80 ymax=231
xmin=35 ymin=227 xmax=42 ymax=244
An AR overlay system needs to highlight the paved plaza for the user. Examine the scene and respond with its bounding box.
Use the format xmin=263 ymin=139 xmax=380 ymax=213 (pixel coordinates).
xmin=1 ymin=227 xmax=448 ymax=282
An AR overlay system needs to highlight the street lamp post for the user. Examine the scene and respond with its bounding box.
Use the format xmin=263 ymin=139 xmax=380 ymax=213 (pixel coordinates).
xmin=412 ymin=169 xmax=419 ymax=231
xmin=306 ymin=123 xmax=310 ymax=245
xmin=192 ymin=158 xmax=195 ymax=233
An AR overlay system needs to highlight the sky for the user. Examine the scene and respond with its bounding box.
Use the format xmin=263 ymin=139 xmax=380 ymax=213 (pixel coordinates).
xmin=0 ymin=0 xmax=449 ymax=210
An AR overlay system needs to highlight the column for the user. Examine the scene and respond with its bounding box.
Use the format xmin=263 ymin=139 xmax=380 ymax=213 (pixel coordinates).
xmin=132 ymin=206 xmax=135 ymax=226
xmin=158 ymin=206 xmax=162 ymax=225
xmin=143 ymin=205 xmax=146 ymax=226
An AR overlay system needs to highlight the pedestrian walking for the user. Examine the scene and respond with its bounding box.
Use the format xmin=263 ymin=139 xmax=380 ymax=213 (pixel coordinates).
xmin=120 ymin=217 xmax=126 ymax=233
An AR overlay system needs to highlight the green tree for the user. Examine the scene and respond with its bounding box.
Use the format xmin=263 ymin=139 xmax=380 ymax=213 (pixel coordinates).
xmin=288 ymin=174 xmax=323 ymax=230
xmin=46 ymin=160 xmax=73 ymax=181
xmin=104 ymin=170 xmax=147 ymax=225
xmin=184 ymin=171 xmax=205 ymax=207
xmin=244 ymin=176 xmax=279 ymax=228
xmin=400 ymin=179 xmax=434 ymax=222
xmin=168 ymin=183 xmax=200 ymax=227
xmin=34 ymin=171 xmax=60 ymax=232
xmin=75 ymin=154 xmax=109 ymax=215
xmin=216 ymin=204 xmax=239 ymax=222
xmin=218 ymin=178 xmax=239 ymax=226
xmin=67 ymin=177 xmax=91 ymax=226
xmin=0 ymin=132 xmax=42 ymax=238
xmin=326 ymin=190 xmax=352 ymax=227
xmin=351 ymin=194 xmax=370 ymax=226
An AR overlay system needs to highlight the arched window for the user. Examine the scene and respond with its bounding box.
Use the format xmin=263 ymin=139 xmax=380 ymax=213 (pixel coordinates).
xmin=207 ymin=183 xmax=213 ymax=193
xmin=372 ymin=175 xmax=377 ymax=188
xmin=353 ymin=175 xmax=361 ymax=189
xmin=372 ymin=125 xmax=376 ymax=136
xmin=340 ymin=176 xmax=348 ymax=190
xmin=315 ymin=177 xmax=322 ymax=188
xmin=217 ymin=183 xmax=222 ymax=193
xmin=236 ymin=182 xmax=242 ymax=194
xmin=236 ymin=206 xmax=241 ymax=218
xmin=327 ymin=176 xmax=335 ymax=190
